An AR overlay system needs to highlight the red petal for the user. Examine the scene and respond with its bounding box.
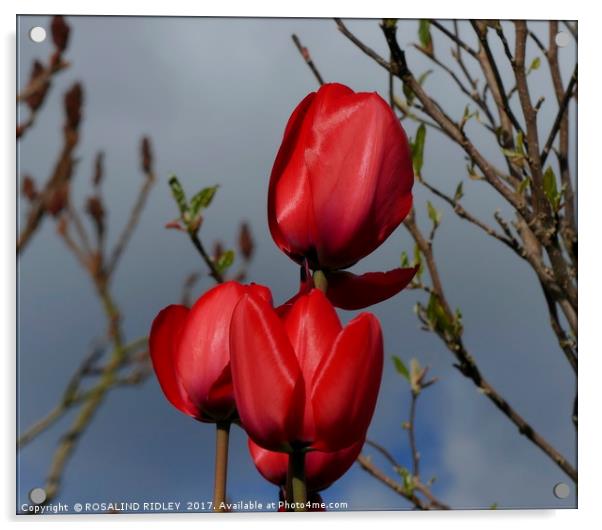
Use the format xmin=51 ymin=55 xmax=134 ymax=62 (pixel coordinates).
xmin=176 ymin=282 xmax=251 ymax=422
xmin=248 ymin=437 xmax=364 ymax=492
xmin=282 ymin=289 xmax=341 ymax=443
xmin=149 ymin=305 xmax=198 ymax=418
xmin=305 ymin=438 xmax=364 ymax=492
xmin=248 ymin=438 xmax=288 ymax=486
xmin=311 ymin=313 xmax=383 ymax=451
xmin=230 ymin=291 xmax=304 ymax=451
xmin=268 ymin=91 xmax=319 ymax=264
xmin=325 ymin=267 xmax=418 ymax=310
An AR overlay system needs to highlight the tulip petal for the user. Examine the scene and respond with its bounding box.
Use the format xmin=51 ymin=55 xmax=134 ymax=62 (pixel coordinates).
xmin=325 ymin=267 xmax=418 ymax=310
xmin=311 ymin=313 xmax=383 ymax=451
xmin=248 ymin=438 xmax=288 ymax=487
xmin=268 ymin=91 xmax=320 ymax=264
xmin=282 ymin=289 xmax=342 ymax=442
xmin=149 ymin=305 xmax=198 ymax=418
xmin=230 ymin=292 xmax=304 ymax=451
xmin=248 ymin=437 xmax=364 ymax=492
xmin=175 ymin=282 xmax=249 ymax=422
xmin=305 ymin=438 xmax=364 ymax=492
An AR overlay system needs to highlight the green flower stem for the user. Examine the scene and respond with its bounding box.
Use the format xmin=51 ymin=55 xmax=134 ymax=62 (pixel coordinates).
xmin=285 ymin=456 xmax=294 ymax=507
xmin=313 ymin=270 xmax=328 ymax=293
xmin=212 ymin=421 xmax=231 ymax=512
xmin=290 ymin=450 xmax=307 ymax=511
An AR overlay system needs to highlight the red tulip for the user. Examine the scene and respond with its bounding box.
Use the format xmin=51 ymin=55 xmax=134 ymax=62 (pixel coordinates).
xmin=149 ymin=281 xmax=271 ymax=422
xmin=268 ymin=83 xmax=416 ymax=309
xmin=248 ymin=438 xmax=364 ymax=492
xmin=230 ymin=287 xmax=383 ymax=452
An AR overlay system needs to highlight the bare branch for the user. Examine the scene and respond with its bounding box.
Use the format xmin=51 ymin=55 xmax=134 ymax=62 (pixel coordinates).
xmin=420 ymin=178 xmax=522 ymax=254
xmin=106 ymin=137 xmax=156 ymax=277
xmin=540 ymin=67 xmax=577 ymax=166
xmin=407 ymin=212 xmax=576 ymax=482
xmin=291 ymin=34 xmax=325 ymax=86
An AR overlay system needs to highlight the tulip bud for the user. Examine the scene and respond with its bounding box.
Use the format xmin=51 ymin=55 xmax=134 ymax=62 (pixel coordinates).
xmin=21 ymin=175 xmax=38 ymax=202
xmin=268 ymin=83 xmax=413 ymax=271
xmin=268 ymin=83 xmax=416 ymax=309
xmin=92 ymin=152 xmax=104 ymax=187
xmin=149 ymin=282 xmax=272 ymax=423
xmin=51 ymin=15 xmax=70 ymax=53
xmin=45 ymin=182 xmax=69 ymax=216
xmin=238 ymin=222 xmax=254 ymax=261
xmin=230 ymin=288 xmax=383 ymax=452
xmin=64 ymin=82 xmax=83 ymax=131
xmin=141 ymin=136 xmax=153 ymax=175
xmin=86 ymin=195 xmax=105 ymax=239
xmin=25 ymin=61 xmax=48 ymax=112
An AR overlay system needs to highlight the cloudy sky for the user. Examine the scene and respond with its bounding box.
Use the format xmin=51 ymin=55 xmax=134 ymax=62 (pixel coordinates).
xmin=17 ymin=16 xmax=577 ymax=512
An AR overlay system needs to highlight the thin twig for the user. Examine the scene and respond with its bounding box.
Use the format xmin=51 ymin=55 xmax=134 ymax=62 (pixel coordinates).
xmin=429 ymin=20 xmax=478 ymax=58
xmin=356 ymin=455 xmax=450 ymax=510
xmin=540 ymin=65 xmax=577 ymax=166
xmin=408 ymin=391 xmax=420 ymax=477
xmin=420 ymin=178 xmax=521 ymax=254
xmin=291 ymin=34 xmax=324 ymax=86
xmin=106 ymin=138 xmax=156 ymax=277
xmin=356 ymin=455 xmax=426 ymax=509
xmin=189 ymin=232 xmax=225 ymax=283
xmin=365 ymin=439 xmax=400 ymax=468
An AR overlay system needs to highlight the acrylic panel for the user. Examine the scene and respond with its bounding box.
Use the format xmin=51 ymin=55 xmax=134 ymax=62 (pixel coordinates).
xmin=16 ymin=15 xmax=577 ymax=514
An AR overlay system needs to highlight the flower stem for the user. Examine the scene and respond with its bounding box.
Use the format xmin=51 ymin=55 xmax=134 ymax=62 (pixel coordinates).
xmin=212 ymin=421 xmax=230 ymax=512
xmin=290 ymin=450 xmax=307 ymax=511
xmin=313 ymin=270 xmax=328 ymax=293
xmin=285 ymin=455 xmax=294 ymax=507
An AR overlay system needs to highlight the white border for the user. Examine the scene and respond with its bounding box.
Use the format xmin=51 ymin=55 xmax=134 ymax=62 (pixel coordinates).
xmin=3 ymin=1 xmax=599 ymax=530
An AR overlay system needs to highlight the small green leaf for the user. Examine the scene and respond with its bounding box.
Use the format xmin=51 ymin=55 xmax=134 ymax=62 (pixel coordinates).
xmin=392 ymin=355 xmax=410 ymax=381
xmin=454 ymin=307 xmax=464 ymax=336
xmin=516 ymin=131 xmax=525 ymax=155
xmin=215 ymin=249 xmax=235 ymax=273
xmin=461 ymin=105 xmax=477 ymax=128
xmin=411 ymin=124 xmax=427 ymax=177
xmin=396 ymin=466 xmax=415 ymax=494
xmin=466 ymin=162 xmax=483 ymax=180
xmin=501 ymin=148 xmax=525 ymax=162
xmin=543 ymin=166 xmax=561 ymax=211
xmin=528 ymin=56 xmax=541 ymax=74
xmin=427 ymin=201 xmax=442 ymax=227
xmin=189 ymin=185 xmax=219 ymax=217
xmin=413 ymin=243 xmax=423 ymax=281
xmin=403 ymin=82 xmax=415 ymax=106
xmin=454 ymin=181 xmax=464 ymax=202
xmin=418 ymin=20 xmax=432 ymax=52
xmin=426 ymin=293 xmax=453 ymax=336
xmin=517 ymin=177 xmax=531 ymax=195
xmin=417 ymin=69 xmax=433 ymax=86
xmin=168 ymin=175 xmax=188 ymax=216
xmin=400 ymin=251 xmax=410 ymax=268
xmin=409 ymin=357 xmax=422 ymax=393
xmin=404 ymin=71 xmax=431 ymax=108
